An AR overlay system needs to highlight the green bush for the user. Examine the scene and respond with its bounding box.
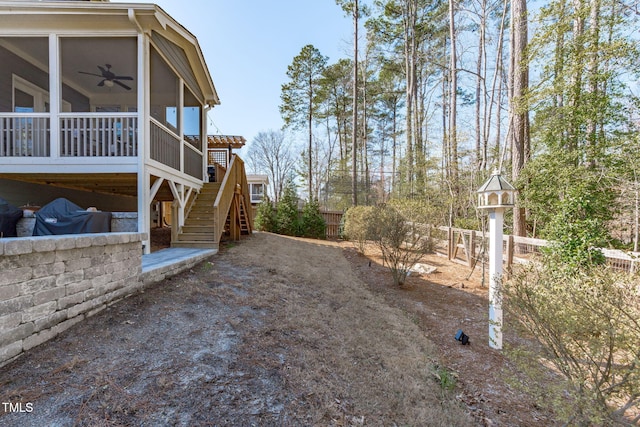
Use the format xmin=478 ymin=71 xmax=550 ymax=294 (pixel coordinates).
xmin=300 ymin=199 xmax=326 ymax=239
xmin=343 ymin=205 xmax=376 ymax=253
xmin=253 ymin=197 xmax=277 ymax=232
xmin=542 ymin=189 xmax=609 ymax=271
xmin=276 ymin=183 xmax=300 ymax=236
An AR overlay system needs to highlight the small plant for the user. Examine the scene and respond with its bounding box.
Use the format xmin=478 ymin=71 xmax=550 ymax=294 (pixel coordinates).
xmin=433 ymin=365 xmax=458 ymax=392
xmin=200 ymin=261 xmax=214 ymax=271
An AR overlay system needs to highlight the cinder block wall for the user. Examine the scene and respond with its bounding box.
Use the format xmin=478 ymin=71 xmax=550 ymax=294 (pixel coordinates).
xmin=0 ymin=232 xmax=146 ymax=367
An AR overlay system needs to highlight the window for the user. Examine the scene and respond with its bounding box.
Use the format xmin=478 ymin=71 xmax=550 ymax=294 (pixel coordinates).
xmin=13 ymin=75 xmax=48 ymax=112
xmin=0 ymin=37 xmax=49 ymax=113
xmin=150 ymin=47 xmax=179 ymax=133
xmin=251 ymin=183 xmax=265 ymax=204
xmin=183 ymin=87 xmax=202 ymax=149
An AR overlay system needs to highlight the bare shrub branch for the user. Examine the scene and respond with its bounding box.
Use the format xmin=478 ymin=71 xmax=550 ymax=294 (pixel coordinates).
xmin=504 ymin=262 xmax=640 ymax=425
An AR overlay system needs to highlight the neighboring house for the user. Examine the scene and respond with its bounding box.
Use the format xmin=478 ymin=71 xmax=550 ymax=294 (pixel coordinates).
xmin=246 ymin=174 xmax=269 ymax=205
xmin=0 ymin=0 xmax=251 ymax=251
xmin=246 ymin=174 xmax=269 ymax=221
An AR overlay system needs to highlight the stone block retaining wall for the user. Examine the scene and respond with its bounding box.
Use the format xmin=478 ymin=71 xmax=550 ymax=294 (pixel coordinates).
xmin=17 ymin=212 xmax=138 ymax=237
xmin=0 ymin=232 xmax=146 ymax=367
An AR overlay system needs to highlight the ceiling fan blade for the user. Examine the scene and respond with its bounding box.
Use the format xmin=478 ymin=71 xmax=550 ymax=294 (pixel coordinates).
xmin=114 ymin=76 xmax=134 ymax=81
xmin=97 ymin=79 xmax=106 ymax=87
xmin=79 ymin=71 xmax=103 ymax=77
xmin=113 ymin=80 xmax=131 ymax=90
xmin=98 ymin=65 xmax=107 ymax=74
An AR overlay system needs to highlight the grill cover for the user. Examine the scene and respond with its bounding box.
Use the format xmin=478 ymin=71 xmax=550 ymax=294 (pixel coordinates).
xmin=34 ymin=198 xmax=111 ymax=236
xmin=0 ymin=198 xmax=23 ymax=238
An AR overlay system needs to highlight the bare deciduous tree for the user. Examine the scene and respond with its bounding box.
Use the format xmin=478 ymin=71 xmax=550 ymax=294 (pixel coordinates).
xmin=247 ymin=130 xmax=296 ymax=203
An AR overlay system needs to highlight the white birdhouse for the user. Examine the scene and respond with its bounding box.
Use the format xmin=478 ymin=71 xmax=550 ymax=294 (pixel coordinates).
xmin=477 ymin=170 xmax=516 ymax=210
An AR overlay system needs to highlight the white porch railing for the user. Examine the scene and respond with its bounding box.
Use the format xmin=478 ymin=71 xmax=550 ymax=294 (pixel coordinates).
xmin=0 ymin=113 xmax=138 ymax=158
xmin=60 ymin=113 xmax=138 ymax=157
xmin=1 ymin=113 xmax=203 ymax=179
xmin=0 ymin=114 xmax=50 ymax=157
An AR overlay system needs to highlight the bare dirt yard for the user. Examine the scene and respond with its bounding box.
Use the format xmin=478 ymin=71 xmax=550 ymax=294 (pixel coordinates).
xmin=0 ymin=232 xmax=554 ymax=426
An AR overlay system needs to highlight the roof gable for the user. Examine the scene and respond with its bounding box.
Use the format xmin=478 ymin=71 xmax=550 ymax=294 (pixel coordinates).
xmin=151 ymin=31 xmax=203 ymax=101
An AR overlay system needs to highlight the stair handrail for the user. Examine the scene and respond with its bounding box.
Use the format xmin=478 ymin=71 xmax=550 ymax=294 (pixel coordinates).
xmin=212 ymin=154 xmax=241 ymax=243
xmin=238 ymin=161 xmax=253 ymax=232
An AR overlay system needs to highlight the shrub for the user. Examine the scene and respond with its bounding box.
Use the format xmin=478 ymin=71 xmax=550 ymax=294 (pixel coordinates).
xmin=370 ymin=206 xmax=433 ymax=286
xmin=276 ymin=183 xmax=300 ymax=236
xmin=253 ymin=197 xmax=277 ymax=232
xmin=504 ymin=262 xmax=640 ymax=425
xmin=343 ymin=205 xmax=376 ymax=253
xmin=300 ymin=199 xmax=326 ymax=239
xmin=542 ymin=188 xmax=609 ymax=271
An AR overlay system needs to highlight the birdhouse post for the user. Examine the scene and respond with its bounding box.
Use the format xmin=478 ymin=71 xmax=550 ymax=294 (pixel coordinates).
xmin=477 ymin=170 xmax=515 ymax=350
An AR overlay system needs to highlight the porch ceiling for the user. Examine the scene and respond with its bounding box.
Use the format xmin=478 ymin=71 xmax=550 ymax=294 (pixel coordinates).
xmin=0 ymin=173 xmax=175 ymax=201
xmin=0 ymin=173 xmax=138 ymax=198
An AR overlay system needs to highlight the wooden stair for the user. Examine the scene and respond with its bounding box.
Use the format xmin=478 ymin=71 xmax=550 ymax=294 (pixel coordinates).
xmin=224 ymin=193 xmax=251 ymax=238
xmin=237 ymin=194 xmax=251 ymax=234
xmin=171 ymin=182 xmax=221 ymax=249
xmin=171 ymin=157 xmax=253 ymax=249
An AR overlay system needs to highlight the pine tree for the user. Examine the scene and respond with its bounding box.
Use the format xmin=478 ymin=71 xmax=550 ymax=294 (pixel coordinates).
xmin=300 ymin=199 xmax=327 ymax=239
xmin=280 ymin=45 xmax=328 ymax=201
xmin=275 ymin=182 xmax=300 ymax=236
xmin=253 ymin=196 xmax=277 ymax=232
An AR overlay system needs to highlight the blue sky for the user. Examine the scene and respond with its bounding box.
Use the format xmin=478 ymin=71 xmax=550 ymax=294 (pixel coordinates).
xmin=115 ymin=0 xmax=354 ymax=150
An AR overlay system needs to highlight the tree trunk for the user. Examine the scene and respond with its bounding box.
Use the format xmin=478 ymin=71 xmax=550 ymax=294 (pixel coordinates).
xmin=308 ymin=76 xmax=314 ymax=201
xmin=510 ymin=0 xmax=529 ymax=237
xmin=485 ymin=0 xmax=508 ymax=171
xmin=403 ymin=0 xmax=417 ymax=196
xmin=351 ymin=0 xmax=359 ymax=206
xmin=475 ymin=0 xmax=486 ymax=171
xmin=392 ymin=100 xmax=398 ymax=193
xmin=442 ymin=59 xmax=448 ymax=182
xmin=448 ymin=0 xmax=459 ymax=195
xmin=586 ymin=0 xmax=600 ymax=167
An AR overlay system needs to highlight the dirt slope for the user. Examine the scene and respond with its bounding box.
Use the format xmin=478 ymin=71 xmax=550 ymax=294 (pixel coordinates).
xmin=0 ymin=233 xmax=477 ymax=426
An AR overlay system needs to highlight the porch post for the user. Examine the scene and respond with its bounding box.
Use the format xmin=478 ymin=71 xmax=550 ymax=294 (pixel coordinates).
xmin=137 ymin=32 xmax=150 ymax=254
xmin=171 ymin=199 xmax=179 ymax=244
xmin=203 ymin=105 xmax=211 ymax=182
xmin=138 ymin=171 xmax=150 ymax=254
xmin=49 ymin=34 xmax=60 ymax=159
xmin=178 ymin=80 xmax=185 ymax=174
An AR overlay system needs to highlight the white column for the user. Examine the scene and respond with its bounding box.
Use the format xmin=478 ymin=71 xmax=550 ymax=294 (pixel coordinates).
xmin=138 ymin=171 xmax=150 ymax=254
xmin=49 ymin=34 xmax=60 ymax=159
xmin=137 ymin=32 xmax=150 ymax=254
xmin=488 ymin=208 xmax=504 ymax=349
